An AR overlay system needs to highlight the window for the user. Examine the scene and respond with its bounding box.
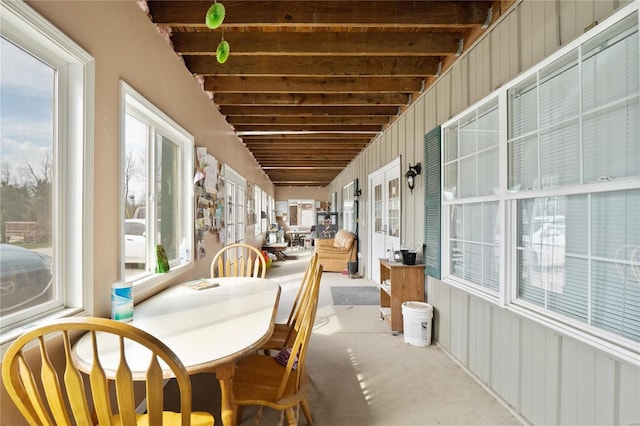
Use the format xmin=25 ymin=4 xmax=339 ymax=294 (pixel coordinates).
xmin=1 ymin=1 xmax=93 ymax=339
xmin=440 ymin=6 xmax=639 ymax=360
xmin=510 ymin=13 xmax=639 ymax=345
xmin=342 ymin=182 xmax=355 ymax=234
xmin=121 ymin=82 xmax=193 ymax=287
xmin=254 ymin=185 xmax=262 ymax=235
xmin=225 ymin=165 xmax=246 ymax=245
xmin=442 ymin=99 xmax=501 ymax=295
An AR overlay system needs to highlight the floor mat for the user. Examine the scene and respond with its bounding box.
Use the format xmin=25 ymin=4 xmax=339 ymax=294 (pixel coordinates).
xmin=330 ymin=286 xmax=380 ymax=305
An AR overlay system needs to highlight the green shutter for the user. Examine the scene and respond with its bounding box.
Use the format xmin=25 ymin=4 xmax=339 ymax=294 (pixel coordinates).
xmin=424 ymin=126 xmax=441 ymax=279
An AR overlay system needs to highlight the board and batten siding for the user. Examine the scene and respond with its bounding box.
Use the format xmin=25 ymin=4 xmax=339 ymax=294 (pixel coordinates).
xmin=329 ymin=0 xmax=640 ymax=424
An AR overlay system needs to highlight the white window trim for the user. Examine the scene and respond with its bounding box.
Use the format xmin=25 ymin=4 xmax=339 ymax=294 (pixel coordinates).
xmin=0 ymin=0 xmax=94 ymax=348
xmin=441 ymin=92 xmax=503 ymax=306
xmin=440 ymin=2 xmax=640 ymax=366
xmin=225 ymin=165 xmax=247 ymax=244
xmin=120 ymin=82 xmax=194 ymax=300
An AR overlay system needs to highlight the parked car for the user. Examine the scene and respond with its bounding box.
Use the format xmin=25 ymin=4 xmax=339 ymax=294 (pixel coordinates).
xmin=124 ymin=219 xmax=146 ymax=264
xmin=530 ymin=223 xmax=566 ymax=267
xmin=0 ymin=244 xmax=53 ymax=314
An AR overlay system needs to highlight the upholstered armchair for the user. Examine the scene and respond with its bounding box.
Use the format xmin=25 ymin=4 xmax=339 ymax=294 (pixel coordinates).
xmin=314 ymin=229 xmax=357 ymax=272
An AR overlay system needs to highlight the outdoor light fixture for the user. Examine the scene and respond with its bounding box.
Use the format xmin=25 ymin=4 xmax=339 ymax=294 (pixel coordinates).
xmin=405 ymin=163 xmax=422 ymax=194
xmin=353 ymin=188 xmax=362 ymax=202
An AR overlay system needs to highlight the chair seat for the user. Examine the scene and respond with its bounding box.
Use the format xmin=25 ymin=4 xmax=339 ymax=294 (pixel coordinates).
xmin=234 ymin=354 xmax=310 ymax=409
xmin=112 ymin=411 xmax=214 ymax=426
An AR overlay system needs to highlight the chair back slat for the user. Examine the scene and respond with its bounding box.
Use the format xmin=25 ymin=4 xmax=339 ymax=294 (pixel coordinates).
xmin=62 ymin=331 xmax=93 ymax=424
xmin=210 ymin=243 xmax=267 ymax=278
xmin=38 ymin=335 xmax=70 ymax=425
xmin=16 ymin=353 xmax=53 ymax=424
xmin=89 ymin=330 xmax=113 ymax=425
xmin=115 ymin=335 xmax=138 ymax=424
xmin=146 ymin=355 xmax=165 ymax=425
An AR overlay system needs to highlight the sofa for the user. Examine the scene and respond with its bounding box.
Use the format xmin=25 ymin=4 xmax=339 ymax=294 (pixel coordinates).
xmin=314 ymin=229 xmax=357 ymax=272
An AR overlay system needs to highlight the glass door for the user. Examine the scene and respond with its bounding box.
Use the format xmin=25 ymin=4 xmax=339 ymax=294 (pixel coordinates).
xmin=368 ymin=157 xmax=401 ymax=283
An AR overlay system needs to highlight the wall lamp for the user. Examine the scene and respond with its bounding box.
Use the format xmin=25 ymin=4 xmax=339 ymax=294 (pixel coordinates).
xmin=405 ymin=163 xmax=422 ymax=194
xmin=353 ymin=188 xmax=362 ymax=202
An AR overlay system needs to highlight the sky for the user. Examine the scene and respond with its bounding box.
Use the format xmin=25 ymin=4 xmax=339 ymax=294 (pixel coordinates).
xmin=1 ymin=36 xmax=54 ymax=184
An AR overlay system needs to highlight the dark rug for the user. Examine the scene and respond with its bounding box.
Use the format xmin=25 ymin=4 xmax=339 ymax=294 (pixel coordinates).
xmin=330 ymin=286 xmax=379 ymax=305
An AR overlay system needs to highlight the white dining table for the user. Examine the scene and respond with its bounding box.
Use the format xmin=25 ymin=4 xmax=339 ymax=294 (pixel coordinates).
xmin=72 ymin=277 xmax=281 ymax=426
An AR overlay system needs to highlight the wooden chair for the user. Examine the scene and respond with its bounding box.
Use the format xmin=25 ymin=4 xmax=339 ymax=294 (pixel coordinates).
xmin=1 ymin=317 xmax=214 ymax=426
xmin=261 ymin=253 xmax=319 ymax=353
xmin=233 ymin=262 xmax=323 ymax=425
xmin=210 ymin=243 xmax=266 ymax=279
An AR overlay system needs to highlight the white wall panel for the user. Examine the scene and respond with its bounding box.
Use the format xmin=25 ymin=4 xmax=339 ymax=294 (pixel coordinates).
xmin=429 ymin=278 xmax=451 ymax=350
xmin=490 ymin=10 xmax=520 ymax=91
xmin=543 ymin=0 xmax=561 ymax=57
xmin=490 ymin=305 xmax=520 ymax=408
xmin=469 ymin=37 xmax=492 ymax=105
xmin=436 ymin=73 xmax=452 ymax=123
xmin=619 ymin=359 xmax=640 ymax=425
xmin=468 ymin=297 xmax=491 ymax=384
xmin=520 ymin=322 xmax=561 ymax=425
xmin=449 ymin=288 xmax=469 ymax=365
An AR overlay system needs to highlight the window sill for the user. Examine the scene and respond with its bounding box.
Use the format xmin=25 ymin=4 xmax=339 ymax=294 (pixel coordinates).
xmin=1 ymin=307 xmax=85 ymax=355
xmin=132 ymin=261 xmax=194 ymax=302
xmin=506 ymin=301 xmax=640 ymax=367
xmin=441 ymin=276 xmax=502 ymax=306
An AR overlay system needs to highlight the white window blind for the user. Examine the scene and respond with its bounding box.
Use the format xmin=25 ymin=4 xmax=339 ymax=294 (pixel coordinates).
xmin=441 ymin=7 xmax=639 ymax=357
xmin=443 ymin=99 xmax=500 ymax=294
xmin=512 ymin=13 xmax=639 ymax=344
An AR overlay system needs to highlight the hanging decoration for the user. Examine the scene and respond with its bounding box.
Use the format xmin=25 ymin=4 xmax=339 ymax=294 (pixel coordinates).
xmin=216 ymin=36 xmax=230 ymax=64
xmin=205 ymin=1 xmax=225 ymax=29
xmin=205 ymin=1 xmax=230 ymax=64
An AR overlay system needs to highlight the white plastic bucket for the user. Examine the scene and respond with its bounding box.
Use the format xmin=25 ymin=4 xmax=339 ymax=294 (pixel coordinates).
xmin=402 ymin=301 xmax=433 ymax=346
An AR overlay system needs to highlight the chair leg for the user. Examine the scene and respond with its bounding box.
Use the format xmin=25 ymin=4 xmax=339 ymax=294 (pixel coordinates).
xmin=301 ymin=396 xmax=313 ymax=425
xmin=284 ymin=407 xmax=297 ymax=425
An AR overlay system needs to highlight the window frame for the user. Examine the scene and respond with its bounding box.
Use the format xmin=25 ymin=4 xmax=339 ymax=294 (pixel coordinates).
xmin=120 ymin=82 xmax=193 ymax=297
xmin=439 ymin=2 xmax=639 ymax=364
xmin=0 ymin=0 xmax=94 ymax=345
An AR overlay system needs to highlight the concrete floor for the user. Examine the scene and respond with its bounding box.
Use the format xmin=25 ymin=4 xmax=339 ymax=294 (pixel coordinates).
xmin=169 ymin=250 xmax=524 ymax=425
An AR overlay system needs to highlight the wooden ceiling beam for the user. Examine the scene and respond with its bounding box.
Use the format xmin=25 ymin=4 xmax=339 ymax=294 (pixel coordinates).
xmin=205 ymin=76 xmax=423 ymax=93
xmin=172 ymin=32 xmax=462 ymax=56
xmin=222 ymin=105 xmax=399 ymax=116
xmin=184 ymin=55 xmax=441 ymax=76
xmin=230 ymin=116 xmax=389 ymax=125
xmin=251 ymin=149 xmax=363 ymax=155
xmin=233 ymin=124 xmax=382 ymax=132
xmin=245 ymin=140 xmax=369 ymax=146
xmin=254 ymin=156 xmax=361 ymax=161
xmin=147 ymin=1 xmax=493 ymax=28
xmin=214 ymin=92 xmax=409 ymax=106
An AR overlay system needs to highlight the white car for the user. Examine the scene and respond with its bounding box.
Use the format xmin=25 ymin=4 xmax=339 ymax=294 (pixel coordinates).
xmin=124 ymin=219 xmax=145 ymax=264
xmin=530 ymin=223 xmax=565 ymax=267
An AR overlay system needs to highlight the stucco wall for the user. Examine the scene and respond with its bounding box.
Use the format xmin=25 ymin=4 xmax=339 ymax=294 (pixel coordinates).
xmin=1 ymin=2 xmax=273 ymax=422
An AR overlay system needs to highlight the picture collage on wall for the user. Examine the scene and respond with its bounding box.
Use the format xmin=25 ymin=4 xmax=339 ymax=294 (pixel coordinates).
xmin=194 ymin=147 xmax=226 ymax=259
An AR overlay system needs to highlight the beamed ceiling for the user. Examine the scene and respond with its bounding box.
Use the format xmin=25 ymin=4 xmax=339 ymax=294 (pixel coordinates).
xmin=142 ymin=0 xmax=514 ymax=187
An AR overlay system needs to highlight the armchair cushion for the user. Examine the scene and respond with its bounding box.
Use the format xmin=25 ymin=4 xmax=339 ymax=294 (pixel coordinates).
xmin=314 ymin=229 xmax=357 ymax=272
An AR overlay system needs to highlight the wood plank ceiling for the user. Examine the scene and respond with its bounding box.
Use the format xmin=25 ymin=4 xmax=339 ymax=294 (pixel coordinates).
xmin=142 ymin=1 xmax=513 ymax=187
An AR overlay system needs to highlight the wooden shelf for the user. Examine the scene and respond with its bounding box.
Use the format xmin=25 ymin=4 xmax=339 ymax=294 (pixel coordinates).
xmin=377 ymin=259 xmax=425 ymax=333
